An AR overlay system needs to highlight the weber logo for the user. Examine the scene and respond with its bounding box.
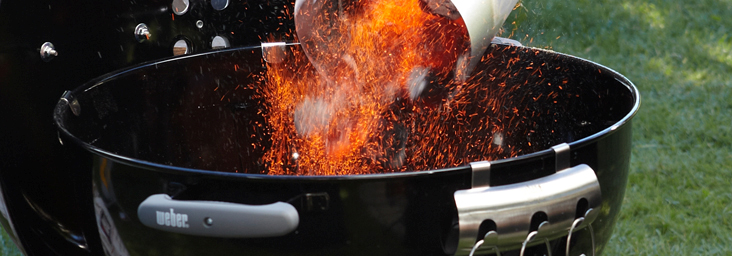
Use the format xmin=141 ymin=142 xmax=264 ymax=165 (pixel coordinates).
xmin=156 ymin=208 xmax=189 ymax=228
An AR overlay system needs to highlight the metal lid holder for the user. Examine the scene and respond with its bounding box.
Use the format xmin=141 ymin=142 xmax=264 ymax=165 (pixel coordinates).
xmin=454 ymin=143 xmax=601 ymax=256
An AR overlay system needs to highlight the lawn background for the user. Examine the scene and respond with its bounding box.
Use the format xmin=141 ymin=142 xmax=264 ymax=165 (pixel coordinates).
xmin=503 ymin=0 xmax=732 ymax=254
xmin=2 ymin=0 xmax=731 ymax=255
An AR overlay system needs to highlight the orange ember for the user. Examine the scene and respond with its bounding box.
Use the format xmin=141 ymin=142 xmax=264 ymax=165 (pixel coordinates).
xmin=256 ymin=0 xmax=515 ymax=175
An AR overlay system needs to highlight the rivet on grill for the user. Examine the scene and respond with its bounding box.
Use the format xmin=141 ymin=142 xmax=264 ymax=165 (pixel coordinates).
xmin=211 ymin=0 xmax=229 ymax=11
xmin=134 ymin=23 xmax=151 ymax=43
xmin=196 ymin=20 xmax=204 ymax=29
xmin=40 ymin=42 xmax=58 ymax=62
xmin=171 ymin=0 xmax=190 ymax=15
xmin=211 ymin=36 xmax=230 ymax=49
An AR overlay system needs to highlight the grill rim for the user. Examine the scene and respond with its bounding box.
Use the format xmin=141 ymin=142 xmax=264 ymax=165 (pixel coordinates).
xmin=53 ymin=44 xmax=640 ymax=181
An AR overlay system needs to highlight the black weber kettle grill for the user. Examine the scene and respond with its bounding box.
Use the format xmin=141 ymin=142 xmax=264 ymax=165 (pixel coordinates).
xmin=0 ymin=0 xmax=639 ymax=255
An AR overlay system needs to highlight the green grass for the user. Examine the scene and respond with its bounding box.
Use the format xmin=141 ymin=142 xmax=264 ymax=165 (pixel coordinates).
xmin=502 ymin=0 xmax=732 ymax=254
xmin=0 ymin=227 xmax=20 ymax=256
xmin=2 ymin=0 xmax=730 ymax=255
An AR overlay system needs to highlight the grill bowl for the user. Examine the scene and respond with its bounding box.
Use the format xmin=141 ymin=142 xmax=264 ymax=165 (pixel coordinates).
xmin=54 ymin=43 xmax=638 ymax=255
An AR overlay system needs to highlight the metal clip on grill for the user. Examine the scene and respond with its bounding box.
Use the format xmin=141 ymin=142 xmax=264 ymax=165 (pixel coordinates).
xmin=454 ymin=143 xmax=601 ymax=256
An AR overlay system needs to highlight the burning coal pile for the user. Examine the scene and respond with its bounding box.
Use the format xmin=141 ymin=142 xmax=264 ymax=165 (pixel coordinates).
xmin=252 ymin=0 xmax=523 ymax=175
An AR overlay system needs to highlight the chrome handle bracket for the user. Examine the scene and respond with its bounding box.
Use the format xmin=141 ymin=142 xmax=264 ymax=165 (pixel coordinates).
xmin=454 ymin=143 xmax=601 ymax=255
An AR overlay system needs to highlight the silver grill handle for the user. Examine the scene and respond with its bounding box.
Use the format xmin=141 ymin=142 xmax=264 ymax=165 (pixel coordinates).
xmin=137 ymin=194 xmax=299 ymax=238
xmin=453 ymin=153 xmax=601 ymax=255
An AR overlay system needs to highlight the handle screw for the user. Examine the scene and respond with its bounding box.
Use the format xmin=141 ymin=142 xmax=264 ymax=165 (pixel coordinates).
xmin=40 ymin=42 xmax=58 ymax=62
xmin=204 ymin=217 xmax=213 ymax=227
xmin=135 ymin=23 xmax=151 ymax=42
